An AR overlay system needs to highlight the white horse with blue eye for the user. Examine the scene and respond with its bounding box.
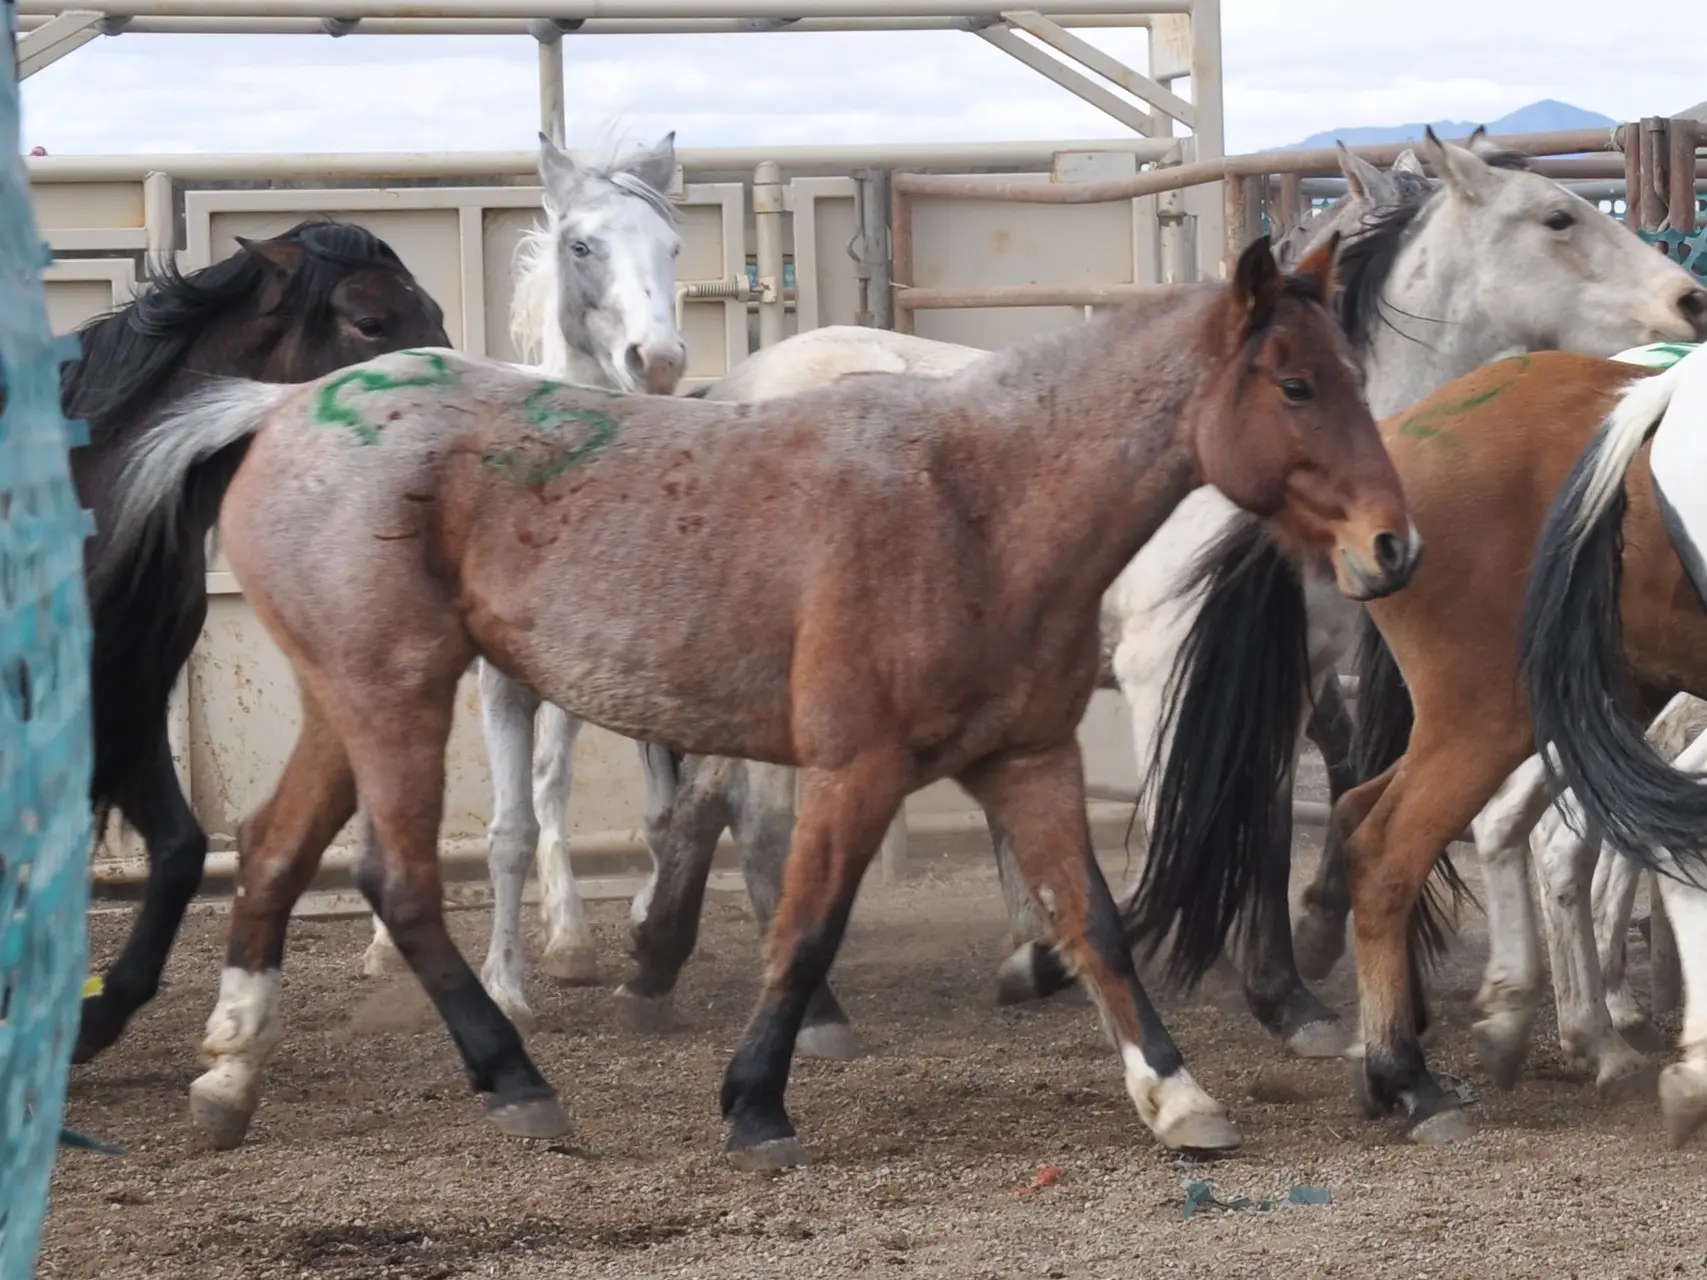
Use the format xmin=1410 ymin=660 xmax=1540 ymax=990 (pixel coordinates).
xmin=362 ymin=130 xmax=690 ymax=1027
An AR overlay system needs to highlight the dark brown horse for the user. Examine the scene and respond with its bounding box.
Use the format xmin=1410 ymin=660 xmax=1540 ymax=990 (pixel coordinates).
xmin=89 ymin=235 xmax=1417 ymax=1168
xmin=72 ymin=220 xmax=449 ymax=1063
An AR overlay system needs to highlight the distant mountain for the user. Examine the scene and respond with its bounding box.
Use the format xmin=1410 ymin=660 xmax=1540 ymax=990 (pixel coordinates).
xmin=1281 ymin=99 xmax=1617 ymax=151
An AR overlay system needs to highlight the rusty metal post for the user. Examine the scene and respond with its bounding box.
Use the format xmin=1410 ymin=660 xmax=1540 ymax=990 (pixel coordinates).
xmin=1642 ymin=115 xmax=1669 ymax=232
xmin=1623 ymin=121 xmax=1644 ymax=230
xmin=1670 ymin=116 xmax=1699 ymax=234
xmin=1221 ymin=171 xmax=1246 ymax=274
xmin=1276 ymin=172 xmax=1303 ymax=238
xmin=890 ymin=173 xmax=915 ymax=334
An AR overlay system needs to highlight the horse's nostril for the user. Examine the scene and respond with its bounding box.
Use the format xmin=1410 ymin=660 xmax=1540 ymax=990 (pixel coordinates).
xmin=1372 ymin=530 xmax=1407 ymax=576
xmin=625 ymin=344 xmax=646 ymax=378
xmin=1681 ymin=289 xmax=1707 ymax=328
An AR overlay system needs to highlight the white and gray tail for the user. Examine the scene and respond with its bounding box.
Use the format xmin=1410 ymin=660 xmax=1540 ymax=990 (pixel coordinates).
xmin=1567 ymin=348 xmax=1704 ymax=553
xmin=88 ymin=376 xmax=292 ymax=819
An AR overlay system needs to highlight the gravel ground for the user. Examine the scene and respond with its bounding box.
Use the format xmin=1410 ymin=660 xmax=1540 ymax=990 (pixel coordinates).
xmin=42 ymin=810 xmax=1707 ymax=1280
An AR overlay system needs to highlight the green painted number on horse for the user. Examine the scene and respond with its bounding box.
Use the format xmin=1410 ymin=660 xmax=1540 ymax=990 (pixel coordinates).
xmin=313 ymin=350 xmax=462 ymax=444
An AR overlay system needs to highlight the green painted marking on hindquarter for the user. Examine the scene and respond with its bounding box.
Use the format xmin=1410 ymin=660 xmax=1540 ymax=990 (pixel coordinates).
xmin=312 ymin=350 xmax=462 ymax=445
xmin=1395 ymin=353 xmax=1533 ymax=445
xmin=483 ymin=381 xmax=623 ymax=485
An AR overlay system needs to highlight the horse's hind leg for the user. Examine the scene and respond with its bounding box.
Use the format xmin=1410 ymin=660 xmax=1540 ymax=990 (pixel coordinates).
xmin=1236 ymin=768 xmax=1348 ymax=1059
xmin=188 ymin=690 xmax=357 ymax=1150
xmin=75 ymin=722 xmax=210 ymax=1064
xmin=731 ymin=762 xmax=859 ymax=1062
xmin=535 ymin=702 xmax=597 ymax=984
xmin=964 ymin=742 xmax=1240 ymax=1153
xmin=1594 ymin=846 xmax=1650 ymax=1040
xmin=721 ymin=755 xmax=907 ymax=1170
xmin=617 ymin=754 xmax=733 ymax=1033
xmin=1530 ymin=792 xmax=1651 ymax=1093
xmin=475 ymin=660 xmax=546 ymax=1027
xmin=348 ymin=675 xmax=567 ymax=1141
xmin=1651 ymin=852 xmax=1707 ymax=1146
xmin=1465 ymin=757 xmax=1551 ymax=1089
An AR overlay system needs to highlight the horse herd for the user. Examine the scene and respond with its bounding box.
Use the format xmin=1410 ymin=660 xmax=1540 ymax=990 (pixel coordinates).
xmin=62 ymin=123 xmax=1707 ymax=1173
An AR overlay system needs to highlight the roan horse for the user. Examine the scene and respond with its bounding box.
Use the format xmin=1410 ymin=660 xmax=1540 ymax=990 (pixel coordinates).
xmin=1138 ymin=348 xmax=1707 ymax=1144
xmin=357 ymin=132 xmax=692 ymax=1030
xmin=91 ymin=234 xmax=1417 ymax=1167
xmin=592 ymin=130 xmax=1707 ymax=1066
xmin=72 ymin=220 xmax=450 ymax=1063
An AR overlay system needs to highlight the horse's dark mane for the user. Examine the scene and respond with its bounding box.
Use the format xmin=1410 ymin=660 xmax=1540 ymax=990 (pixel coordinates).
xmin=62 ymin=218 xmax=406 ymax=445
xmin=1334 ymin=150 xmax=1530 ymax=353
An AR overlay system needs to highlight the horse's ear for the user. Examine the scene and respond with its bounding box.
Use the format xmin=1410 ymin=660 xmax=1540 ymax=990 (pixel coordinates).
xmin=1230 ymin=233 xmax=1284 ymax=332
xmin=537 ymin=130 xmax=582 ymax=205
xmin=1292 ymin=228 xmax=1341 ymax=299
xmin=1420 ymin=125 xmax=1495 ymax=203
xmin=624 ymin=130 xmax=677 ymax=195
xmin=1336 ymin=141 xmax=1396 ymax=205
xmin=235 ymin=235 xmax=303 ymax=281
xmin=1392 ymin=147 xmax=1424 ymax=176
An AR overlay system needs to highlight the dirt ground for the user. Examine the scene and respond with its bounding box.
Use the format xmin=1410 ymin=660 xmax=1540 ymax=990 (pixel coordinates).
xmin=42 ymin=809 xmax=1707 ymax=1280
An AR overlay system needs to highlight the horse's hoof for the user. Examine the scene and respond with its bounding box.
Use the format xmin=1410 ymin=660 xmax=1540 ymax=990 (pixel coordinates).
xmin=72 ymin=996 xmax=124 ymax=1066
xmin=614 ymin=986 xmax=678 ymax=1034
xmin=1658 ymin=1064 xmax=1707 ymax=1148
xmin=1347 ymin=1056 xmax=1390 ymax=1120
xmin=1470 ymin=1019 xmax=1529 ymax=1092
xmin=540 ymin=944 xmax=601 ymax=987
xmin=188 ymin=1079 xmax=256 ymax=1152
xmin=725 ymin=1135 xmax=810 ymax=1172
xmin=486 ymin=1096 xmax=572 ymax=1141
xmin=1156 ymin=1108 xmax=1242 ymax=1153
xmin=1292 ymin=913 xmax=1345 ymax=983
xmin=797 ymin=1021 xmax=861 ymax=1062
xmin=1284 ymin=1018 xmax=1352 ymax=1060
xmin=1596 ymin=1055 xmax=1659 ymax=1102
xmin=994 ymin=948 xmax=1045 ymax=1006
xmin=361 ymin=939 xmax=408 ymax=979
xmin=1406 ymin=1105 xmax=1475 ymax=1145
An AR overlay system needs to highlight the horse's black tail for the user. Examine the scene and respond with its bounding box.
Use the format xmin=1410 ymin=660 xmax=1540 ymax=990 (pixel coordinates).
xmin=86 ymin=378 xmax=293 ymax=827
xmin=1519 ymin=371 xmax=1707 ymax=878
xmin=1344 ymin=613 xmax=1475 ymax=965
xmin=1120 ymin=515 xmax=1311 ymax=990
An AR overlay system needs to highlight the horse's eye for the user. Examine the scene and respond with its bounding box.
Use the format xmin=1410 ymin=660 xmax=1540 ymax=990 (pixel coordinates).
xmin=1280 ymin=378 xmax=1312 ymax=402
xmin=354 ymin=317 xmax=385 ymax=338
xmin=570 ymin=239 xmax=592 ymax=259
xmin=1544 ymin=210 xmax=1576 ymax=232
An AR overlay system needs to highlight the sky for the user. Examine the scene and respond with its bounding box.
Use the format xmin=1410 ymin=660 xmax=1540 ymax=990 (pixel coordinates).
xmin=17 ymin=0 xmax=1707 ymax=159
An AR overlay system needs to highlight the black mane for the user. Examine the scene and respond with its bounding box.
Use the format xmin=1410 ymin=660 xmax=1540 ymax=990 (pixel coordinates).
xmin=1334 ymin=151 xmax=1530 ymax=353
xmin=62 ymin=218 xmax=406 ymax=445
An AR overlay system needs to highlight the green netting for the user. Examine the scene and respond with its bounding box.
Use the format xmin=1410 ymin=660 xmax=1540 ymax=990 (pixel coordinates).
xmin=0 ymin=0 xmax=98 ymax=1273
xmin=1640 ymin=226 xmax=1707 ymax=282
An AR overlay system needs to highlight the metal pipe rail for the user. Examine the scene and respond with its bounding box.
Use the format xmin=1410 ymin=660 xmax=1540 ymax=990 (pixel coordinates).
xmin=890 ymin=128 xmax=1629 ymax=206
xmin=15 ymin=10 xmax=1158 ymax=29
xmin=15 ymin=0 xmax=1186 ymax=17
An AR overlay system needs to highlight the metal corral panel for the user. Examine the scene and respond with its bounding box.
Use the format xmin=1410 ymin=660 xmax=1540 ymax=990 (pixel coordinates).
xmin=32 ymin=147 xmax=1163 ymax=870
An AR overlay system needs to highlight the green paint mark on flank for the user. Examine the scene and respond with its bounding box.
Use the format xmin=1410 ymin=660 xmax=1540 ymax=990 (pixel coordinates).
xmin=1396 ymin=353 xmax=1531 ymax=446
xmin=485 ymin=382 xmax=622 ymax=486
xmin=313 ymin=350 xmax=462 ymax=445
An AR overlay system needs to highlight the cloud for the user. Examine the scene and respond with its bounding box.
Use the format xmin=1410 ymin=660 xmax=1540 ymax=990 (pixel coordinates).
xmin=20 ymin=2 xmax=1707 ymax=157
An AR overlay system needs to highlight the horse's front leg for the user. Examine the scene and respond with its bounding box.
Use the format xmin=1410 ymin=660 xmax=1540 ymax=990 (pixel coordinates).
xmin=533 ymin=701 xmax=596 ymax=985
xmin=964 ymin=742 xmax=1240 ymax=1152
xmin=471 ymin=661 xmax=545 ymax=1029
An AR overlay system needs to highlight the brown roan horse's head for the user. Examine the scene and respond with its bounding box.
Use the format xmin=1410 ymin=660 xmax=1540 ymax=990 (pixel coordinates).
xmin=1192 ymin=232 xmax=1419 ymax=601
